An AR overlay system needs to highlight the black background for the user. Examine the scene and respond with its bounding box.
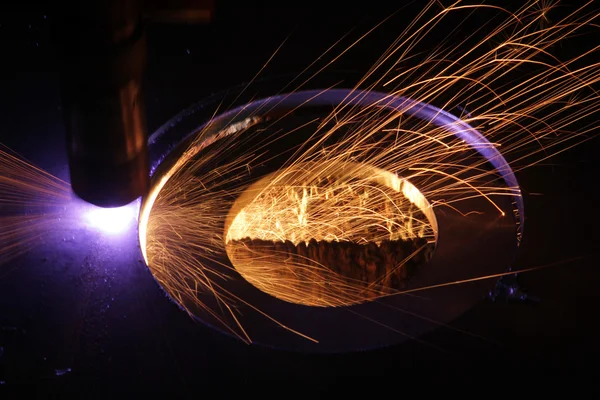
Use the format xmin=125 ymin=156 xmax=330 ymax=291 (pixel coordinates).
xmin=1 ymin=0 xmax=599 ymax=395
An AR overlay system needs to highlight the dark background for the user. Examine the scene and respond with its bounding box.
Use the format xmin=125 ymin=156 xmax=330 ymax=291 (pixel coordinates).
xmin=0 ymin=0 xmax=599 ymax=395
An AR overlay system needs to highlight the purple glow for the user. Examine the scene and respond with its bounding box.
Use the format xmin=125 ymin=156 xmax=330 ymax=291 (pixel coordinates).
xmin=84 ymin=202 xmax=138 ymax=235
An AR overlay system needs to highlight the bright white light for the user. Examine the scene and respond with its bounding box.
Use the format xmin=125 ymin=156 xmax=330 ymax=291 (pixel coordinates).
xmin=84 ymin=203 xmax=137 ymax=235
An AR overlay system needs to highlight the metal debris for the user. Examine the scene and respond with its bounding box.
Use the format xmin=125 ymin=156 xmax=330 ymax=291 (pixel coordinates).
xmin=55 ymin=368 xmax=72 ymax=377
xmin=488 ymin=274 xmax=540 ymax=303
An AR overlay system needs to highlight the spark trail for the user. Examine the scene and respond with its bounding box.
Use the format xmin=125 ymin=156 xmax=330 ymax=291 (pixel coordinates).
xmin=123 ymin=1 xmax=600 ymax=345
xmin=0 ymin=144 xmax=71 ymax=270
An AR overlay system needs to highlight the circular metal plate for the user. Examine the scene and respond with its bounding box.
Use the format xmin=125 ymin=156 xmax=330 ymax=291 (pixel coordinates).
xmin=141 ymin=89 xmax=523 ymax=353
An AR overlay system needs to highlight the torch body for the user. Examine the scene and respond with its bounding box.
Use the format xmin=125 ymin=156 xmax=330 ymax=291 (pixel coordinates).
xmin=54 ymin=0 xmax=149 ymax=208
xmin=53 ymin=0 xmax=213 ymax=207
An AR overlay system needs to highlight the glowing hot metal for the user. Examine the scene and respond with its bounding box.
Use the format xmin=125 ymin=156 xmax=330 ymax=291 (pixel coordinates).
xmin=83 ymin=202 xmax=139 ymax=235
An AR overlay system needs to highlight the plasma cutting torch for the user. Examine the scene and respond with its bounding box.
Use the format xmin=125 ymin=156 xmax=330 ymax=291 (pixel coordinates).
xmin=52 ymin=0 xmax=214 ymax=208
